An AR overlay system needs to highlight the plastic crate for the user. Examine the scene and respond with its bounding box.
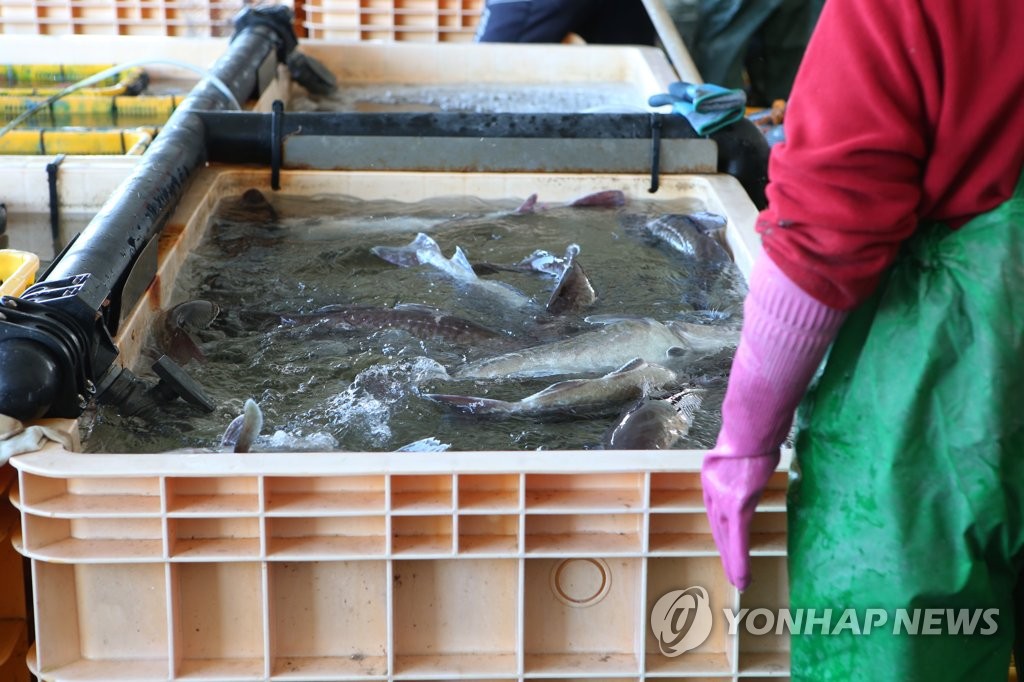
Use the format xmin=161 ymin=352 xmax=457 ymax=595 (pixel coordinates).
xmin=0 ymin=127 xmax=157 ymax=155
xmin=257 ymin=41 xmax=683 ymax=114
xmin=9 ymin=166 xmax=778 ymax=681
xmin=0 ymin=465 xmax=29 ymax=682
xmin=11 ymin=449 xmax=791 ymax=681
xmin=0 ymin=0 xmax=261 ymax=36
xmin=301 ymin=0 xmax=483 ymax=42
xmin=0 ymin=249 xmax=40 ymax=297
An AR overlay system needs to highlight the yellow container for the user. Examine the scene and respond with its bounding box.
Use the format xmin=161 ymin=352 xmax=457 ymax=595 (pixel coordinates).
xmin=0 ymin=127 xmax=156 ymax=156
xmin=0 ymin=249 xmax=39 ymax=297
xmin=0 ymin=94 xmax=179 ymax=120
xmin=0 ymin=65 xmax=147 ymax=97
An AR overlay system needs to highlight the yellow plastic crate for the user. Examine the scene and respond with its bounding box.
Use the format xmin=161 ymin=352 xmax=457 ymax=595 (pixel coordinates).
xmin=0 ymin=127 xmax=156 ymax=156
xmin=0 ymin=94 xmax=180 ymax=119
xmin=0 ymin=65 xmax=147 ymax=96
xmin=0 ymin=249 xmax=39 ymax=297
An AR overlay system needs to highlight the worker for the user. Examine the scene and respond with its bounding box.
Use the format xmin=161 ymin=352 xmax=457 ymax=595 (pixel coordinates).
xmin=700 ymin=0 xmax=1024 ymax=679
xmin=474 ymin=0 xmax=656 ymax=46
xmin=667 ymin=0 xmax=823 ymax=105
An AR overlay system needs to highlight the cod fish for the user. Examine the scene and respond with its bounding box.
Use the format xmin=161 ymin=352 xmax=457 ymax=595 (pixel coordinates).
xmin=371 ymin=232 xmax=533 ymax=309
xmin=264 ymin=303 xmax=513 ymax=347
xmin=602 ymin=388 xmax=705 ymax=449
xmin=454 ymin=317 xmax=736 ymax=379
xmin=516 ymin=189 xmax=627 ymax=213
xmin=626 ymin=213 xmax=733 ymax=266
xmin=545 ymin=243 xmax=597 ymax=314
xmin=154 ymin=299 xmax=220 ymax=365
xmin=217 ymin=188 xmax=278 ymax=224
xmin=472 ymin=247 xmax=570 ymax=277
xmin=220 ymin=399 xmax=264 ymax=453
xmin=211 ymin=188 xmax=284 ymax=256
xmin=164 ymin=398 xmax=263 ymax=454
xmin=424 ymin=357 xmax=678 ymax=419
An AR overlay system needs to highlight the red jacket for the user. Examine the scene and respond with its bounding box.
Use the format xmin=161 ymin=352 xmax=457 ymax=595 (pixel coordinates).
xmin=758 ymin=0 xmax=1024 ymax=310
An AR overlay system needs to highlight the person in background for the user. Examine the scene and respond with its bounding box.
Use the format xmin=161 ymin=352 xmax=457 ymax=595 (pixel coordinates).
xmin=700 ymin=0 xmax=1024 ymax=679
xmin=667 ymin=0 xmax=824 ymax=105
xmin=474 ymin=0 xmax=656 ymax=46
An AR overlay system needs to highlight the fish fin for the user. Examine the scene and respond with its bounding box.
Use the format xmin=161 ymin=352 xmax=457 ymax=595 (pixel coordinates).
xmin=609 ymin=357 xmax=648 ymax=374
xmin=166 ymin=327 xmax=206 ymax=364
xmin=370 ymin=232 xmax=442 ymax=267
xmin=545 ymin=259 xmax=597 ymax=315
xmin=666 ymin=346 xmax=689 ymax=358
xmin=422 ymin=394 xmax=514 ymax=416
xmin=447 ymin=246 xmax=479 ymax=280
xmin=396 ymin=437 xmax=451 ymax=452
xmin=583 ymin=313 xmax=650 ymax=325
xmin=392 ymin=303 xmax=442 ymax=314
xmin=515 ymin=249 xmax=563 ymax=276
xmin=688 ymin=211 xmax=728 ymax=233
xmin=514 ymin=193 xmax=539 ymax=214
xmin=668 ymin=388 xmax=705 ymax=423
xmin=665 ymin=320 xmax=742 ymax=352
xmin=568 ymin=189 xmax=626 ymax=208
xmin=222 ymin=399 xmax=263 ymax=453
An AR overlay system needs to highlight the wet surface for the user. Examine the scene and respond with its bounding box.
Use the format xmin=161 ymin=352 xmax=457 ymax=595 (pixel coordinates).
xmin=288 ymin=82 xmax=652 ymax=115
xmin=82 ymin=191 xmax=746 ymax=453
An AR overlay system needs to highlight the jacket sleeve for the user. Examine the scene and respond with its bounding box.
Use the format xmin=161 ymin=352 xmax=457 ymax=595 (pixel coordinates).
xmin=757 ymin=0 xmax=939 ymax=310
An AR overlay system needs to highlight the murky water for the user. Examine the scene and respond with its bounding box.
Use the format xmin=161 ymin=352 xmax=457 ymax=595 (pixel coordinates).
xmin=288 ymin=82 xmax=652 ymax=114
xmin=2 ymin=211 xmax=94 ymax=266
xmin=82 ymin=190 xmax=746 ymax=454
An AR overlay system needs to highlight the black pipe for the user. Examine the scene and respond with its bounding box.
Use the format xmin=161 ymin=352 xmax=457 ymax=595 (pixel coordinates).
xmin=0 ymin=6 xmax=298 ymax=420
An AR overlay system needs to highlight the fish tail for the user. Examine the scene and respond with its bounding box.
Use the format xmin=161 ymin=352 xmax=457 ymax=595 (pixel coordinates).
xmin=514 ymin=193 xmax=539 ymax=214
xmin=223 ymin=399 xmax=264 ymax=453
xmin=668 ymin=388 xmax=705 ymax=423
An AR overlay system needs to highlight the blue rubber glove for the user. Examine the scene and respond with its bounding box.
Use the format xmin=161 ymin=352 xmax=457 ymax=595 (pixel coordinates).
xmin=649 ymin=81 xmax=747 ymax=135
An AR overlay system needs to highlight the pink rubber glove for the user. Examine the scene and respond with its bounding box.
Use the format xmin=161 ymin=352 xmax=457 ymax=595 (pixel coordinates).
xmin=702 ymin=252 xmax=847 ymax=591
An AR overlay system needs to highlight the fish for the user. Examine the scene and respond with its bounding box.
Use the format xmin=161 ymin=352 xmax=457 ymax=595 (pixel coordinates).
xmin=154 ymin=299 xmax=221 ymax=364
xmin=250 ymin=303 xmax=515 ymax=347
xmin=624 ymin=213 xmax=733 ymax=266
xmin=514 ymin=189 xmax=627 ymax=214
xmin=471 ymin=248 xmax=568 ymax=277
xmin=423 ymin=357 xmax=679 ymax=419
xmin=211 ymin=188 xmax=284 ymax=256
xmin=370 ymin=232 xmax=534 ymax=309
xmin=454 ymin=317 xmax=736 ymax=379
xmin=395 ymin=437 xmax=450 ymax=452
xmin=602 ymin=387 xmax=705 ymax=449
xmin=218 ymin=188 xmax=278 ymax=224
xmin=568 ymin=189 xmax=627 ymax=208
xmin=220 ymin=398 xmax=264 ymax=453
xmin=162 ymin=398 xmax=263 ymax=453
xmin=545 ymin=243 xmax=597 ymax=314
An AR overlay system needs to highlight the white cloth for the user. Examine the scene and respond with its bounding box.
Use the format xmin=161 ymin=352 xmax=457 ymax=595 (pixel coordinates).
xmin=0 ymin=414 xmax=76 ymax=465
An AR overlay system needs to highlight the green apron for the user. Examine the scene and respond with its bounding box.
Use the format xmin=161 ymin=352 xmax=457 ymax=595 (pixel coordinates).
xmin=788 ymin=170 xmax=1024 ymax=680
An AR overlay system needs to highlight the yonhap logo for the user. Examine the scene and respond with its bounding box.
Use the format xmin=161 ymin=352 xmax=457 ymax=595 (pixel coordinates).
xmin=650 ymin=586 xmax=714 ymax=656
